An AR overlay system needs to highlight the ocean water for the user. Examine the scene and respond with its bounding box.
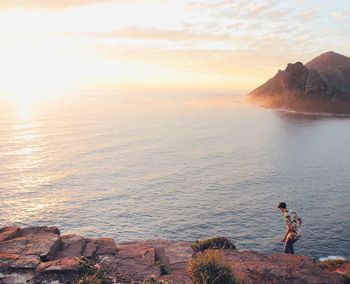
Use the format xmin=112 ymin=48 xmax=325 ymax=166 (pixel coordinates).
xmin=0 ymin=93 xmax=349 ymax=259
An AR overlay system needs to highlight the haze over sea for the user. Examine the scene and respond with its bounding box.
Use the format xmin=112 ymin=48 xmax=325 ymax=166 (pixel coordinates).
xmin=1 ymin=92 xmax=349 ymax=259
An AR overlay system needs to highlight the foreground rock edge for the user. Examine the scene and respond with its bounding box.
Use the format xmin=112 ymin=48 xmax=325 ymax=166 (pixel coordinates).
xmin=0 ymin=226 xmax=348 ymax=284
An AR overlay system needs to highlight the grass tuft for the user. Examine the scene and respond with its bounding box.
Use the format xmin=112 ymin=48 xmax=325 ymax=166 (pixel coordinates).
xmin=186 ymin=249 xmax=238 ymax=284
xmin=191 ymin=237 xmax=236 ymax=253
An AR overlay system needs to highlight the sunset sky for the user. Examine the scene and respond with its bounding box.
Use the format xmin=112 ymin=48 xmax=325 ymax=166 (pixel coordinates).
xmin=0 ymin=0 xmax=349 ymax=101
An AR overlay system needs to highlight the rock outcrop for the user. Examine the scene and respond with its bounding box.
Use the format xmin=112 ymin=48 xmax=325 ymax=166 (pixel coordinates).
xmin=249 ymin=51 xmax=350 ymax=114
xmin=0 ymin=226 xmax=349 ymax=283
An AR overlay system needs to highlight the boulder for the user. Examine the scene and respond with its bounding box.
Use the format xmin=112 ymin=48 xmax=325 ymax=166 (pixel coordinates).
xmin=82 ymin=238 xmax=99 ymax=258
xmin=0 ymin=233 xmax=61 ymax=261
xmin=96 ymin=237 xmax=117 ymax=255
xmin=54 ymin=234 xmax=85 ymax=259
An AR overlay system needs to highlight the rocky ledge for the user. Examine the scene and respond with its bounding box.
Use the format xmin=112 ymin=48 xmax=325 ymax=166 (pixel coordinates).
xmin=0 ymin=226 xmax=349 ymax=284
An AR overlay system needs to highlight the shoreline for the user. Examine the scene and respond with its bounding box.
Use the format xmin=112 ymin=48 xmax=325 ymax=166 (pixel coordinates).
xmin=274 ymin=106 xmax=350 ymax=117
xmin=1 ymin=226 xmax=349 ymax=283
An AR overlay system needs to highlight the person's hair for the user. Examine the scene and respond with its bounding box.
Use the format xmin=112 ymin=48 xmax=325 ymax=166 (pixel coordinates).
xmin=277 ymin=202 xmax=287 ymax=209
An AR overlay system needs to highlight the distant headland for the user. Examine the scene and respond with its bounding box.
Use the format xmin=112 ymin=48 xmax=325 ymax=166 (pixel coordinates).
xmin=0 ymin=226 xmax=349 ymax=283
xmin=248 ymin=51 xmax=350 ymax=114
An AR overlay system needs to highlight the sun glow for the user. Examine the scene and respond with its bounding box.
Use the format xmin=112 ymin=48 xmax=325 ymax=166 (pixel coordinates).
xmin=0 ymin=34 xmax=86 ymax=103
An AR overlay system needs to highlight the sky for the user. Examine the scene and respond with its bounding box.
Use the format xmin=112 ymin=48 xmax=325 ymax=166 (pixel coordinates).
xmin=0 ymin=0 xmax=349 ymax=102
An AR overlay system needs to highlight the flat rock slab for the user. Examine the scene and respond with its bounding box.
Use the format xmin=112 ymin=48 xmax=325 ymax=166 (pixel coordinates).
xmin=165 ymin=241 xmax=193 ymax=265
xmin=54 ymin=234 xmax=85 ymax=259
xmin=0 ymin=270 xmax=35 ymax=284
xmin=99 ymin=242 xmax=159 ymax=283
xmin=223 ymin=250 xmax=344 ymax=284
xmin=99 ymin=253 xmax=159 ymax=283
xmin=36 ymin=257 xmax=80 ymax=273
xmin=105 ymin=240 xmax=193 ymax=284
xmin=0 ymin=227 xmax=20 ymax=243
xmin=19 ymin=227 xmax=60 ymax=236
xmin=0 ymin=233 xmax=61 ymax=261
xmin=0 ymin=253 xmax=40 ymax=269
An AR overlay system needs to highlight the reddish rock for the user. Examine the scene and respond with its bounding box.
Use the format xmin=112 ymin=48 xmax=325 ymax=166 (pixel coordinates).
xmin=165 ymin=241 xmax=193 ymax=265
xmin=0 ymin=227 xmax=20 ymax=242
xmin=162 ymin=242 xmax=192 ymax=284
xmin=96 ymin=237 xmax=117 ymax=255
xmin=160 ymin=272 xmax=191 ymax=284
xmin=19 ymin=226 xmax=60 ymax=236
xmin=0 ymin=271 xmax=35 ymax=284
xmin=0 ymin=253 xmax=40 ymax=269
xmin=54 ymin=234 xmax=85 ymax=259
xmin=82 ymin=238 xmax=99 ymax=258
xmin=319 ymin=260 xmax=350 ymax=279
xmin=0 ymin=233 xmax=61 ymax=261
xmin=0 ymin=227 xmax=345 ymax=284
xmin=36 ymin=257 xmax=80 ymax=273
xmin=99 ymin=241 xmax=159 ymax=282
xmin=223 ymin=250 xmax=344 ymax=284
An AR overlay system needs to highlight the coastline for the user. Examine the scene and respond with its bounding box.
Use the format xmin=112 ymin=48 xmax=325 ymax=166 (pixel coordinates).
xmin=274 ymin=106 xmax=350 ymax=118
xmin=1 ymin=226 xmax=349 ymax=284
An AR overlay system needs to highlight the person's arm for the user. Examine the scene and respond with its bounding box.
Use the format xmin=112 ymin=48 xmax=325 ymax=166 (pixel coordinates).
xmin=281 ymin=222 xmax=293 ymax=242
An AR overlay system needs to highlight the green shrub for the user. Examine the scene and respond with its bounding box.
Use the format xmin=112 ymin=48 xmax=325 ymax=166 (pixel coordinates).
xmin=191 ymin=237 xmax=236 ymax=253
xmin=78 ymin=257 xmax=110 ymax=284
xmin=186 ymin=250 xmax=237 ymax=284
xmin=143 ymin=277 xmax=168 ymax=284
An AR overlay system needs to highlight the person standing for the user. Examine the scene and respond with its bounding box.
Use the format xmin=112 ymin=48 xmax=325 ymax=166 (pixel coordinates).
xmin=278 ymin=202 xmax=302 ymax=254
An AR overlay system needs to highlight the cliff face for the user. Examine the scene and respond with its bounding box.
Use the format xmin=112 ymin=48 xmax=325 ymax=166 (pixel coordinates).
xmin=0 ymin=226 xmax=349 ymax=284
xmin=249 ymin=51 xmax=350 ymax=113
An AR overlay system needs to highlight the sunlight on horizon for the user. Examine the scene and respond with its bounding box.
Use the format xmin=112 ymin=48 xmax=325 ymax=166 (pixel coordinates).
xmin=0 ymin=0 xmax=349 ymax=103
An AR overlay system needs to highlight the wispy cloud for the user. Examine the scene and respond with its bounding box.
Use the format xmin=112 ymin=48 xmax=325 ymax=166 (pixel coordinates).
xmin=189 ymin=0 xmax=239 ymax=10
xmin=0 ymin=0 xmax=114 ymax=9
xmin=298 ymin=9 xmax=319 ymax=22
xmin=77 ymin=26 xmax=234 ymax=42
xmin=331 ymin=11 xmax=345 ymax=22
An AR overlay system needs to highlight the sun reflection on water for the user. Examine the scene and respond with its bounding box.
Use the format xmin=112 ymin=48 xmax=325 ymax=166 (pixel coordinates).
xmin=5 ymin=97 xmax=58 ymax=223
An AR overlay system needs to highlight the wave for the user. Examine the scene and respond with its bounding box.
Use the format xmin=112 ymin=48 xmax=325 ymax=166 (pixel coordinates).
xmin=319 ymin=255 xmax=348 ymax=262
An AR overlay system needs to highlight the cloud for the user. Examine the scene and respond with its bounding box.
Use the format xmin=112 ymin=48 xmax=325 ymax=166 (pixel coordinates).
xmin=77 ymin=26 xmax=234 ymax=42
xmin=331 ymin=11 xmax=345 ymax=22
xmin=189 ymin=0 xmax=238 ymax=10
xmin=298 ymin=9 xmax=319 ymax=22
xmin=0 ymin=0 xmax=114 ymax=9
xmin=212 ymin=0 xmax=290 ymax=21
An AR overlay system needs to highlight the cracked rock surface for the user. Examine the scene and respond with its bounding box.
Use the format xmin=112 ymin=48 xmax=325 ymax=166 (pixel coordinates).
xmin=0 ymin=226 xmax=348 ymax=284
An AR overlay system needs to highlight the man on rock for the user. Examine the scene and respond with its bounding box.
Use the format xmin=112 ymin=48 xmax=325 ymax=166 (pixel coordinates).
xmin=278 ymin=202 xmax=302 ymax=254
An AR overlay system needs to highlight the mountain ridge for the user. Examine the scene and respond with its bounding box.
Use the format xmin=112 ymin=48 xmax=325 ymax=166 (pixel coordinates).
xmin=249 ymin=51 xmax=350 ymax=114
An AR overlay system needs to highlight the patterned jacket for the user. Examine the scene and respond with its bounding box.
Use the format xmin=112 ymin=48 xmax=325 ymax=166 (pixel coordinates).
xmin=284 ymin=210 xmax=302 ymax=240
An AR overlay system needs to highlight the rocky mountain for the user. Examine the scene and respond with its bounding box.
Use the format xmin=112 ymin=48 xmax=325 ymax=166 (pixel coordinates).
xmin=249 ymin=51 xmax=350 ymax=114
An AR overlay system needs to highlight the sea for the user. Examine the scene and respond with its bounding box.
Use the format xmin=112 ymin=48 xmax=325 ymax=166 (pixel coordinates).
xmin=0 ymin=92 xmax=349 ymax=260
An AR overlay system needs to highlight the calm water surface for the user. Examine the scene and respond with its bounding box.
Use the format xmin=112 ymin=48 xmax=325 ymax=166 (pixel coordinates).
xmin=0 ymin=93 xmax=349 ymax=259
